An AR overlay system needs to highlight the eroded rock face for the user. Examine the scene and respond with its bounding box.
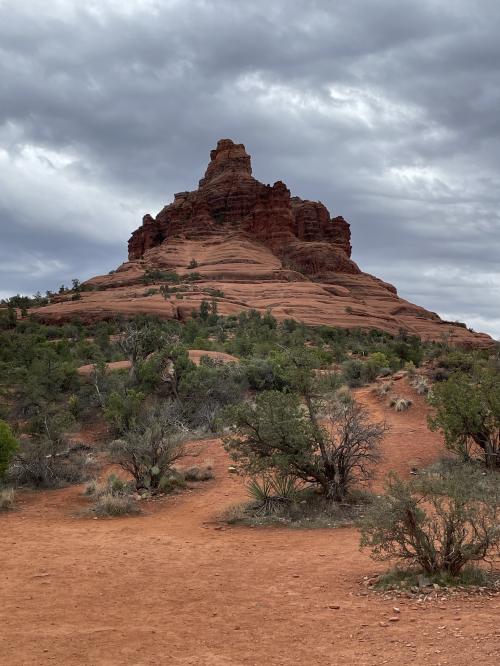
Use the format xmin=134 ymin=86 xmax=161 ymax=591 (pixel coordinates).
xmin=128 ymin=139 xmax=357 ymax=276
xmin=30 ymin=139 xmax=494 ymax=348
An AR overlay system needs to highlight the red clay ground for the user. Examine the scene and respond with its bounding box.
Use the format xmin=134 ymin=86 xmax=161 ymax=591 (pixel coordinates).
xmin=1 ymin=381 xmax=498 ymax=665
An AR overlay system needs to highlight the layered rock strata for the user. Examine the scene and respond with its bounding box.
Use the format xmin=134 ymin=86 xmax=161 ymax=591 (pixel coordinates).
xmin=31 ymin=139 xmax=494 ymax=348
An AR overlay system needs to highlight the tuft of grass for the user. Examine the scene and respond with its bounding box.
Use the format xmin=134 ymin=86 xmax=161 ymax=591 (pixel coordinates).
xmin=374 ymin=381 xmax=393 ymax=397
xmin=0 ymin=487 xmax=15 ymax=511
xmin=183 ymin=465 xmax=214 ymax=482
xmin=390 ymin=396 xmax=413 ymax=412
xmin=223 ymin=486 xmax=373 ymax=529
xmin=92 ymin=493 xmax=139 ymax=517
xmin=85 ymin=474 xmax=130 ymax=498
xmin=373 ymin=566 xmax=495 ymax=591
xmin=157 ymin=472 xmax=186 ymax=493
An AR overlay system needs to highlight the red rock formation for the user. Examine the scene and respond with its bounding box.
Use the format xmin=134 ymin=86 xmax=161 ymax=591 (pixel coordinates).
xmin=128 ymin=139 xmax=357 ymax=277
xmin=31 ymin=139 xmax=494 ymax=349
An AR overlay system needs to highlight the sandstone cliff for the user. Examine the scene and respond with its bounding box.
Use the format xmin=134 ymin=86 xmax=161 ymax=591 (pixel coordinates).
xmin=31 ymin=139 xmax=493 ymax=348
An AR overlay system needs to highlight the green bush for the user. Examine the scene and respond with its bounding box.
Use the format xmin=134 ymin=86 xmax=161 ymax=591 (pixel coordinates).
xmin=360 ymin=467 xmax=500 ymax=577
xmin=342 ymin=359 xmax=365 ymax=387
xmin=178 ymin=358 xmax=246 ymax=431
xmin=109 ymin=403 xmax=187 ymax=490
xmin=0 ymin=420 xmax=19 ymax=480
xmin=224 ymin=392 xmax=385 ymax=501
xmin=428 ymin=369 xmax=500 ymax=468
xmin=103 ymin=389 xmax=145 ymax=434
xmin=141 ymin=269 xmax=181 ymax=285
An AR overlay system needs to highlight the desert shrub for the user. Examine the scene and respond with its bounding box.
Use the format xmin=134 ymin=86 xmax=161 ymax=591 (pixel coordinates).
xmin=198 ymin=299 xmax=219 ymax=324
xmin=103 ymin=388 xmax=145 ymax=434
xmin=359 ymin=467 xmax=500 ymax=577
xmin=315 ymin=371 xmax=344 ymax=396
xmin=342 ymin=359 xmax=366 ymax=387
xmin=431 ymin=367 xmax=451 ymax=382
xmin=224 ymin=392 xmax=385 ymax=501
xmin=92 ymin=493 xmax=139 ymax=517
xmin=187 ymin=258 xmax=198 ymax=269
xmin=437 ymin=350 xmax=476 ymax=373
xmin=183 ymin=464 xmax=214 ymax=482
xmin=203 ymin=287 xmax=224 ymax=298
xmin=0 ymin=419 xmax=19 ymax=480
xmin=178 ymin=358 xmax=246 ymax=431
xmin=109 ymin=402 xmax=187 ymax=490
xmin=428 ymin=370 xmax=500 ymax=468
xmin=390 ymin=397 xmax=413 ymax=412
xmin=117 ymin=321 xmax=172 ymax=378
xmin=241 ymin=357 xmax=286 ymax=391
xmin=392 ymin=339 xmax=423 ymax=367
xmin=141 ymin=269 xmax=181 ymax=285
xmin=10 ymin=439 xmax=92 ymax=488
xmin=365 ymin=352 xmax=390 ymax=379
xmin=0 ymin=487 xmax=15 ymax=511
xmin=68 ymin=394 xmax=80 ymax=419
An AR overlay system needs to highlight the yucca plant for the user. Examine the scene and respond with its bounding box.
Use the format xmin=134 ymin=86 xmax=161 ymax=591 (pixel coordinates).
xmin=247 ymin=474 xmax=299 ymax=516
xmin=390 ymin=397 xmax=413 ymax=412
xmin=412 ymin=376 xmax=430 ymax=395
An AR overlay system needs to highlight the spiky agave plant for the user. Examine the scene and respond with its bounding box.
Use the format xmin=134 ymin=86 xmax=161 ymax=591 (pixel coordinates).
xmin=247 ymin=474 xmax=299 ymax=516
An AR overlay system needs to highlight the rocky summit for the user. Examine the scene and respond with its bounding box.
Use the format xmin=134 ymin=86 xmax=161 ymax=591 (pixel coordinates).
xmin=32 ymin=139 xmax=493 ymax=347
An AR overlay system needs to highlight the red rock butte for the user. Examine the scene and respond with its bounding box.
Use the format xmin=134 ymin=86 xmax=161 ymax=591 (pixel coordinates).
xmin=32 ymin=139 xmax=493 ymax=347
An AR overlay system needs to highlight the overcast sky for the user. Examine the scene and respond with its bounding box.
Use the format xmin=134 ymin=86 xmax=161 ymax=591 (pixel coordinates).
xmin=1 ymin=0 xmax=499 ymax=338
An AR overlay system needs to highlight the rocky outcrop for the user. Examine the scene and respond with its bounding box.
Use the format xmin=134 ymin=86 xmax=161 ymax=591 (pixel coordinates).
xmin=128 ymin=139 xmax=358 ymax=277
xmin=31 ymin=139 xmax=494 ymax=348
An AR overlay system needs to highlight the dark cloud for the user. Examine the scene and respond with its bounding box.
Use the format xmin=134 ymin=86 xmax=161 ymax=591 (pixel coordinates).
xmin=0 ymin=0 xmax=499 ymax=337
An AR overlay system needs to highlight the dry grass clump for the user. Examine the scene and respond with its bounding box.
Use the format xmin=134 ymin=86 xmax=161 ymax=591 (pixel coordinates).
xmin=10 ymin=443 xmax=94 ymax=489
xmin=183 ymin=464 xmax=214 ymax=482
xmin=85 ymin=474 xmax=130 ymax=498
xmin=373 ymin=381 xmax=393 ymax=397
xmin=92 ymin=493 xmax=139 ymax=517
xmin=0 ymin=487 xmax=15 ymax=511
xmin=390 ymin=397 xmax=413 ymax=412
xmin=85 ymin=474 xmax=139 ymax=517
xmin=411 ymin=376 xmax=430 ymax=395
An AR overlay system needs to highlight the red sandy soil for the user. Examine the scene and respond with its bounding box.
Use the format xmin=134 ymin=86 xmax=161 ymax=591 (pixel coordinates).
xmin=1 ymin=381 xmax=498 ymax=665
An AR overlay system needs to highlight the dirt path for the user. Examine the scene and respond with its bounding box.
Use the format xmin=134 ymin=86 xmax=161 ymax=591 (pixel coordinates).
xmin=1 ymin=383 xmax=498 ymax=665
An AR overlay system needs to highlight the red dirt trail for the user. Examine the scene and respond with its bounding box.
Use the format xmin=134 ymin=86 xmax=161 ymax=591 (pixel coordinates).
xmin=1 ymin=382 xmax=498 ymax=665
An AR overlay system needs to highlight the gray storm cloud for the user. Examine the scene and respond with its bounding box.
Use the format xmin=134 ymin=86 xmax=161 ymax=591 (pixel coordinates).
xmin=0 ymin=0 xmax=499 ymax=337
